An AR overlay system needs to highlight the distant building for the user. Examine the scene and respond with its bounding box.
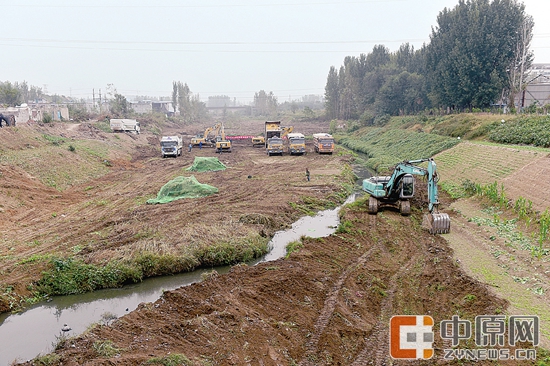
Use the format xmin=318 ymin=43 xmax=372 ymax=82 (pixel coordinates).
xmin=0 ymin=103 xmax=69 ymax=124
xmin=130 ymin=100 xmax=175 ymax=116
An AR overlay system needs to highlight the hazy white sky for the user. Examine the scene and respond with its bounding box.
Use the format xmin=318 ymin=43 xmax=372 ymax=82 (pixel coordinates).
xmin=1 ymin=0 xmax=549 ymax=103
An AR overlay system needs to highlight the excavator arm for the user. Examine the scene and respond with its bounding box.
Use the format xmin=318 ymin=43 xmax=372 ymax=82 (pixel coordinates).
xmin=281 ymin=126 xmax=294 ymax=138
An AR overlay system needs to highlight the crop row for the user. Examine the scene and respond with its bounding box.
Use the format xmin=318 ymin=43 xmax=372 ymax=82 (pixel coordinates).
xmin=338 ymin=128 xmax=459 ymax=172
xmin=488 ymin=116 xmax=550 ymax=147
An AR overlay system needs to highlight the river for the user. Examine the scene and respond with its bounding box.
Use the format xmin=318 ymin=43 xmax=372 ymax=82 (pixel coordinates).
xmin=0 ymin=192 xmax=361 ymax=365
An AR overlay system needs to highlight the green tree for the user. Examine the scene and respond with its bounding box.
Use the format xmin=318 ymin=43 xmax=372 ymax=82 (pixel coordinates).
xmin=425 ymin=0 xmax=532 ymax=110
xmin=0 ymin=81 xmax=21 ymax=106
xmin=325 ymin=66 xmax=340 ymax=119
xmin=375 ymin=71 xmax=428 ymax=115
xmin=109 ymin=93 xmax=131 ymax=117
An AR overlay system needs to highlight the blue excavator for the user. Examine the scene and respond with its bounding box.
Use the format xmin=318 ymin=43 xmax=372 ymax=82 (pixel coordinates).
xmin=362 ymin=158 xmax=450 ymax=234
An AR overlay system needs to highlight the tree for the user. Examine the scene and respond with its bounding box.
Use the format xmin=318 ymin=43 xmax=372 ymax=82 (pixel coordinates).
xmin=507 ymin=13 xmax=534 ymax=110
xmin=324 ymin=66 xmax=339 ymax=119
xmin=425 ymin=0 xmax=532 ymax=110
xmin=0 ymin=81 xmax=21 ymax=106
xmin=110 ymin=93 xmax=131 ymax=117
xmin=172 ymin=81 xmax=178 ymax=114
xmin=254 ymin=90 xmax=277 ymax=116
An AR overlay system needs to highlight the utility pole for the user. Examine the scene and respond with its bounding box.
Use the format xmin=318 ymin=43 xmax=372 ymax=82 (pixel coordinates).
xmin=99 ymin=89 xmax=102 ymax=113
xmin=93 ymin=89 xmax=95 ymax=109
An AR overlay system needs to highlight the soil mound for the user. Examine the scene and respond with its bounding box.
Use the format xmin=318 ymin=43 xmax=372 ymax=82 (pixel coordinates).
xmin=185 ymin=156 xmax=227 ymax=172
xmin=146 ymin=175 xmax=218 ymax=204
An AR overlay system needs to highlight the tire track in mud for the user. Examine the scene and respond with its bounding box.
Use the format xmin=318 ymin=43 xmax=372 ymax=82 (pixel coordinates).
xmin=350 ymin=244 xmax=423 ymax=365
xmin=298 ymin=245 xmax=378 ymax=366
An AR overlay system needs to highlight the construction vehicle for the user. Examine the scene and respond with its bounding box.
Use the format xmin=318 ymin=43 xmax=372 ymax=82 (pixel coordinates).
xmin=286 ymin=132 xmax=306 ymax=155
xmin=0 ymin=113 xmax=15 ymax=127
xmin=266 ymin=136 xmax=284 ymax=156
xmin=110 ymin=119 xmax=140 ymax=134
xmin=281 ymin=126 xmax=294 ymax=138
xmin=191 ymin=123 xmax=220 ymax=147
xmin=264 ymin=121 xmax=282 ymax=147
xmin=215 ymin=123 xmax=232 ymax=153
xmin=160 ymin=135 xmax=183 ymax=158
xmin=251 ymin=136 xmax=265 ymax=147
xmin=362 ymin=158 xmax=451 ymax=234
xmin=313 ymin=133 xmax=335 ymax=154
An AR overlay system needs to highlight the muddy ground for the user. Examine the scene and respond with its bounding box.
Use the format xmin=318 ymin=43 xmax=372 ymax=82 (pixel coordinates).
xmin=0 ymin=119 xmax=547 ymax=365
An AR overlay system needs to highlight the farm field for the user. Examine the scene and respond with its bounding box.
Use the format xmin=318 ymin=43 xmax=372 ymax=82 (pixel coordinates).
xmin=0 ymin=117 xmax=549 ymax=364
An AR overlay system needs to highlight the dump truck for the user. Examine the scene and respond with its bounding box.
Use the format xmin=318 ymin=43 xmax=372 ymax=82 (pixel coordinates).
xmin=287 ymin=132 xmax=306 ymax=155
xmin=313 ymin=133 xmax=334 ymax=154
xmin=110 ymin=119 xmax=140 ymax=134
xmin=266 ymin=136 xmax=284 ymax=156
xmin=264 ymin=121 xmax=282 ymax=147
xmin=160 ymin=135 xmax=183 ymax=158
xmin=362 ymin=158 xmax=451 ymax=234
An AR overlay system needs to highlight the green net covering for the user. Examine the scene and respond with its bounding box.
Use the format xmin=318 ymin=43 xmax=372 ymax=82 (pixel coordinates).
xmin=146 ymin=175 xmax=218 ymax=204
xmin=186 ymin=157 xmax=227 ymax=172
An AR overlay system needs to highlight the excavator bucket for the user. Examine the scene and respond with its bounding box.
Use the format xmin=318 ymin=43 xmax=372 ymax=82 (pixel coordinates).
xmin=422 ymin=213 xmax=451 ymax=234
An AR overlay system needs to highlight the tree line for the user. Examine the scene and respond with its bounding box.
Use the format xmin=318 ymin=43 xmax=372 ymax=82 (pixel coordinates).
xmin=325 ymin=0 xmax=534 ymax=121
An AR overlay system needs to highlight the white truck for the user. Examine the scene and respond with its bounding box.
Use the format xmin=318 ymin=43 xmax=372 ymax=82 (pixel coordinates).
xmin=160 ymin=135 xmax=183 ymax=158
xmin=110 ymin=119 xmax=141 ymax=134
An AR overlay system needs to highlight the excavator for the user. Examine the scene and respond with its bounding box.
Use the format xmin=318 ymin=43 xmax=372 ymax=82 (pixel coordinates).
xmin=215 ymin=123 xmax=232 ymax=153
xmin=0 ymin=113 xmax=15 ymax=127
xmin=281 ymin=126 xmax=293 ymax=138
xmin=191 ymin=123 xmax=221 ymax=147
xmin=362 ymin=158 xmax=450 ymax=234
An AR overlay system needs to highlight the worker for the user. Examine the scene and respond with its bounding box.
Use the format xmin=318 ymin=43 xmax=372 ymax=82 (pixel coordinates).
xmin=305 ymin=168 xmax=310 ymax=182
xmin=199 ymin=141 xmax=203 ymax=149
xmin=188 ymin=143 xmax=192 ymax=152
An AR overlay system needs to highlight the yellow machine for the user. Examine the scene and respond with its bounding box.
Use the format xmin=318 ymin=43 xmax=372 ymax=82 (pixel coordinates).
xmin=251 ymin=136 xmax=265 ymax=147
xmin=215 ymin=123 xmax=232 ymax=153
xmin=191 ymin=123 xmax=221 ymax=147
xmin=281 ymin=126 xmax=294 ymax=138
xmin=286 ymin=132 xmax=306 ymax=155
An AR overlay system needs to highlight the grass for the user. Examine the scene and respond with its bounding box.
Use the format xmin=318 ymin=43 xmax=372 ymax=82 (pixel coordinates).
xmin=337 ymin=128 xmax=459 ymax=172
xmin=32 ymin=353 xmax=61 ymax=365
xmin=36 ymin=234 xmax=269 ymax=296
xmin=92 ymin=339 xmax=120 ymax=357
xmin=285 ymin=240 xmax=303 ymax=257
xmin=146 ymin=354 xmax=192 ymax=366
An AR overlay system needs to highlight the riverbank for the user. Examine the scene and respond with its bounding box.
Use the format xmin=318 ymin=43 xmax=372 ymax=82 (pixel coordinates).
xmin=0 ymin=119 xmax=354 ymax=312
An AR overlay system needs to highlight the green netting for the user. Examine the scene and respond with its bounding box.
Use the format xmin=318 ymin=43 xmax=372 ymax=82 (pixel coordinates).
xmin=146 ymin=175 xmax=218 ymax=204
xmin=186 ymin=157 xmax=227 ymax=172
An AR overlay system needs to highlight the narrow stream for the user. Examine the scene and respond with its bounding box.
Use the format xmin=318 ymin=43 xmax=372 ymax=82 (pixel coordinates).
xmin=0 ymin=193 xmax=360 ymax=365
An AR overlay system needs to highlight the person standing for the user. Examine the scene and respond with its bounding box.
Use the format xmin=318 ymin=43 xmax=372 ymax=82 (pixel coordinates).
xmin=188 ymin=143 xmax=192 ymax=152
xmin=305 ymin=168 xmax=310 ymax=182
xmin=199 ymin=141 xmax=203 ymax=149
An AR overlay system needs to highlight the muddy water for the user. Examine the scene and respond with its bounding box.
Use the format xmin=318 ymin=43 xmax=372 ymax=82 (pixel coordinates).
xmin=0 ymin=192 xmax=362 ymax=365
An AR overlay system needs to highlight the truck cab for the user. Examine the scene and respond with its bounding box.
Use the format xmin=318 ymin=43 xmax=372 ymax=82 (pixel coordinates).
xmin=160 ymin=136 xmax=183 ymax=158
xmin=266 ymin=137 xmax=284 ymax=156
xmin=287 ymin=132 xmax=306 ymax=155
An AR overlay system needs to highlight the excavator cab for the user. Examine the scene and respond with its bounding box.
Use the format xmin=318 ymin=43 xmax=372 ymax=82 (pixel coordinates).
xmin=399 ymin=174 xmax=414 ymax=199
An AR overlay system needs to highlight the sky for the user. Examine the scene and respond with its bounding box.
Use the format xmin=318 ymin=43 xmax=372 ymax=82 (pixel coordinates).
xmin=1 ymin=0 xmax=549 ymax=104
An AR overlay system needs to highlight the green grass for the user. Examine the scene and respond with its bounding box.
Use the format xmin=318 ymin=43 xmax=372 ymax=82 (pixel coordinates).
xmin=146 ymin=354 xmax=192 ymax=366
xmin=92 ymin=340 xmax=120 ymax=357
xmin=338 ymin=128 xmax=459 ymax=172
